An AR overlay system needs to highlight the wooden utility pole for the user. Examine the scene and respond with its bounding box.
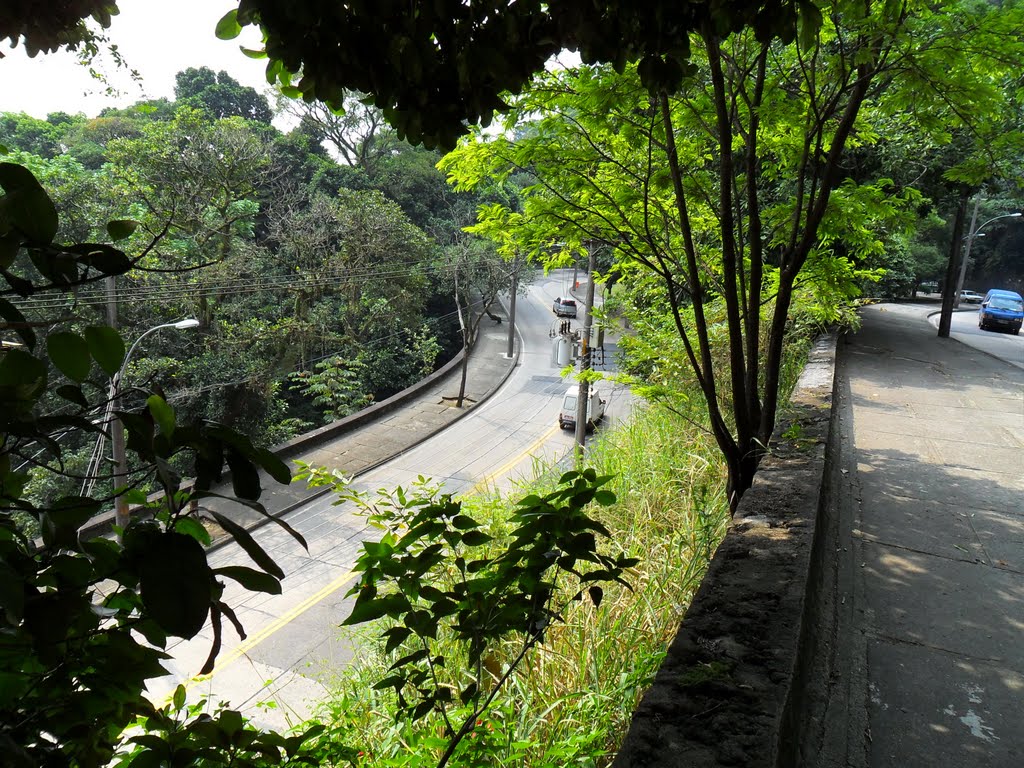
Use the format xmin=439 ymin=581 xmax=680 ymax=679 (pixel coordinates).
xmin=573 ymin=246 xmax=596 ymax=465
xmin=506 ymin=255 xmax=519 ymax=359
xmin=105 ymin=276 xmax=130 ymax=531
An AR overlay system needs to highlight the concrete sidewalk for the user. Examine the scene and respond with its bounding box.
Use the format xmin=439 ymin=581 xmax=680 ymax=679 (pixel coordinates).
xmin=830 ymin=303 xmax=1024 ymax=767
xmin=204 ymin=307 xmax=518 ymax=532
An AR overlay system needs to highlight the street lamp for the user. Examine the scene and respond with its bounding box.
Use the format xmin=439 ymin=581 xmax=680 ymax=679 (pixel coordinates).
xmin=109 ymin=318 xmax=200 ymax=531
xmin=954 ymin=211 xmax=1022 ymax=307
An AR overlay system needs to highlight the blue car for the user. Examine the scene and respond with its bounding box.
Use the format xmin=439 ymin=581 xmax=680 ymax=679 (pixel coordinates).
xmin=978 ymin=289 xmax=1023 ymax=335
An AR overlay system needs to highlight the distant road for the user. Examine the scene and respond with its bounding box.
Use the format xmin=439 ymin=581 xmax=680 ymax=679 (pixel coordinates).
xmin=927 ymin=305 xmax=1024 ymax=370
xmin=150 ymin=269 xmax=634 ymax=728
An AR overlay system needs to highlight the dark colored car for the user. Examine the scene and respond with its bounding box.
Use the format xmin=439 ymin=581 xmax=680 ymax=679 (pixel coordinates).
xmin=978 ymin=289 xmax=1023 ymax=335
xmin=552 ymin=297 xmax=578 ymax=317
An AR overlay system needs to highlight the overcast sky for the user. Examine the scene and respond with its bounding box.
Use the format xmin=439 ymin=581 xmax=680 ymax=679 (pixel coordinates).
xmin=1 ymin=0 xmax=270 ymax=119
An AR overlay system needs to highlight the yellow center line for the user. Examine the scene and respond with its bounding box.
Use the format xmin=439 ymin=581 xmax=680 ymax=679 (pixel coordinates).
xmin=467 ymin=424 xmax=560 ymax=495
xmin=178 ymin=567 xmax=357 ymax=695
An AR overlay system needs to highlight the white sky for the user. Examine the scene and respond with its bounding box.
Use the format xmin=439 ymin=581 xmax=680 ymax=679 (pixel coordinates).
xmin=1 ymin=0 xmax=270 ymax=119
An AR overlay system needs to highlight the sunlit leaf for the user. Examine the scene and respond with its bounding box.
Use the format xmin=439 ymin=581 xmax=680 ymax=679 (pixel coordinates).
xmin=215 ymin=10 xmax=242 ymax=40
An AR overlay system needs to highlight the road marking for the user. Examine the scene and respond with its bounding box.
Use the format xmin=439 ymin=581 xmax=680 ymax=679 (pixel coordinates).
xmin=467 ymin=424 xmax=561 ymax=495
xmin=176 ymin=421 xmax=563 ymax=698
xmin=180 ymin=567 xmax=357 ymax=694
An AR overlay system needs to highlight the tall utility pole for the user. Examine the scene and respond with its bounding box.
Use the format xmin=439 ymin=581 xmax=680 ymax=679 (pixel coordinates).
xmin=105 ymin=276 xmax=130 ymax=531
xmin=506 ymin=255 xmax=519 ymax=359
xmin=574 ymin=245 xmax=596 ymax=465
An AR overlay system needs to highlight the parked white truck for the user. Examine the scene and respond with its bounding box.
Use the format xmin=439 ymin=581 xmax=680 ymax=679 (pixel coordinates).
xmin=558 ymin=386 xmax=606 ymax=431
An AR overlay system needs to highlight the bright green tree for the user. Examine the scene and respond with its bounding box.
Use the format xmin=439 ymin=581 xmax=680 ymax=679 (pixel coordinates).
xmin=443 ymin=0 xmax=1021 ymax=505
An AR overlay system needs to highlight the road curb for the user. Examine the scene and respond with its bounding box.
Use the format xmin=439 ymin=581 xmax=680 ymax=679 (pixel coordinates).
xmin=202 ymin=315 xmax=524 ymax=553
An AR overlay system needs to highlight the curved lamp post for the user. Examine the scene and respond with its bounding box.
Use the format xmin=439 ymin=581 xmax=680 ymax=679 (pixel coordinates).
xmin=954 ymin=211 xmax=1022 ymax=307
xmin=109 ymin=318 xmax=200 ymax=531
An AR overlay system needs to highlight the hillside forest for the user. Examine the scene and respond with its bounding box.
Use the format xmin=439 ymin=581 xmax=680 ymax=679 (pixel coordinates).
xmin=2 ymin=67 xmax=524 ymax=508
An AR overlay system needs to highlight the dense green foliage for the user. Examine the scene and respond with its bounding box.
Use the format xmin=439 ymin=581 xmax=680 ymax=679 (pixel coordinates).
xmin=221 ymin=0 xmax=808 ymax=149
xmin=442 ymin=0 xmax=1024 ymax=504
xmin=0 ymin=158 xmax=329 ymax=767
xmin=291 ymin=385 xmax=738 ymax=766
xmin=1 ymin=73 xmax=513 ymax=511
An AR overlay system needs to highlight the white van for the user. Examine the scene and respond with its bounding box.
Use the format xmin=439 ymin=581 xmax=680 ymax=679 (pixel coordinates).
xmin=558 ymin=386 xmax=606 ymax=430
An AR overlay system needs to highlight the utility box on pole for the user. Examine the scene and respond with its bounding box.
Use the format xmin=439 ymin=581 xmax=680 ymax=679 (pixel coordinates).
xmin=552 ymin=335 xmax=571 ymax=367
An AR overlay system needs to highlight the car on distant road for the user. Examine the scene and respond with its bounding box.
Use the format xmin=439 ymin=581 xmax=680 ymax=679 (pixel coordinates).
xmin=978 ymin=289 xmax=1023 ymax=334
xmin=552 ymin=297 xmax=578 ymax=317
xmin=959 ymin=290 xmax=984 ymax=304
xmin=558 ymin=386 xmax=606 ymax=431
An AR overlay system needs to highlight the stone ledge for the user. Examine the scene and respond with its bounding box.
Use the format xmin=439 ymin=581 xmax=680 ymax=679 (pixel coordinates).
xmin=613 ymin=333 xmax=838 ymax=767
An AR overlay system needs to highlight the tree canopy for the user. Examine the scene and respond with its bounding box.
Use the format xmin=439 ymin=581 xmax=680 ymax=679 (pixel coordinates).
xmin=218 ymin=0 xmax=808 ymax=149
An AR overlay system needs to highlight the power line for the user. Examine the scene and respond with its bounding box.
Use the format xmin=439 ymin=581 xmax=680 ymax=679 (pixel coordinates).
xmin=12 ymin=260 xmax=447 ymax=313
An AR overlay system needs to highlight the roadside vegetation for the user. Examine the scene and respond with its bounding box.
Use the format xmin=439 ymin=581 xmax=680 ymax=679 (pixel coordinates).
xmin=1 ymin=68 xmax=522 ymax=516
xmin=296 ymin=392 xmax=730 ymax=767
xmin=278 ymin=310 xmax=815 ymax=767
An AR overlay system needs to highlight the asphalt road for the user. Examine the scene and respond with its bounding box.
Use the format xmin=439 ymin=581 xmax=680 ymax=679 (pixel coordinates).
xmin=928 ymin=306 xmax=1024 ymax=370
xmin=148 ymin=270 xmax=633 ymax=727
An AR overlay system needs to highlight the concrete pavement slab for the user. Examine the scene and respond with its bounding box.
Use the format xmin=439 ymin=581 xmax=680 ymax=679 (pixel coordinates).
xmin=855 ymin=454 xmax=1021 ymax=511
xmin=867 ymin=640 xmax=1023 ymax=768
xmin=820 ymin=302 xmax=1024 ymax=768
xmin=856 ymin=493 xmax=987 ymax=565
xmin=861 ymin=540 xmax=1024 ymax=664
xmin=971 ymin=509 xmax=1024 ymax=573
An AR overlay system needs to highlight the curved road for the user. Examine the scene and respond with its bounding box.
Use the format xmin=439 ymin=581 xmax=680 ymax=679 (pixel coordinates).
xmin=151 ymin=269 xmax=633 ymax=727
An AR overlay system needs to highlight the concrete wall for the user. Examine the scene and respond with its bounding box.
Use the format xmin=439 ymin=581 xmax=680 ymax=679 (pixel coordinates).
xmin=612 ymin=334 xmax=839 ymax=767
xmin=75 ymin=345 xmax=469 ymax=541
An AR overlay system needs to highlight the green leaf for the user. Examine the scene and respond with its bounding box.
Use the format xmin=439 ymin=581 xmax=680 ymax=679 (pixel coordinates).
xmin=173 ymin=516 xmax=211 ymax=546
xmin=240 ymin=47 xmax=267 ymax=59
xmin=451 ymin=514 xmax=480 ymax=530
xmin=215 ymin=10 xmax=242 ymax=39
xmin=798 ymin=3 xmax=823 ymax=51
xmin=209 ymin=511 xmax=285 ymax=580
xmin=383 ymin=626 xmax=412 ymax=654
xmin=343 ymin=593 xmax=412 ymax=625
xmin=594 ymin=489 xmax=616 ymax=506
xmin=67 ymin=242 xmax=132 ymax=274
xmin=372 ymin=674 xmax=406 ymax=691
xmin=226 ymin=447 xmax=261 ymax=500
xmin=460 ymin=681 xmax=478 ymax=704
xmin=460 ymin=530 xmax=493 ymax=547
xmin=147 ymin=394 xmax=176 ymax=437
xmin=106 ymin=219 xmax=138 ymax=241
xmin=253 ymin=447 xmax=291 ymax=485
xmin=173 ymin=684 xmax=187 ymax=711
xmin=212 ymin=566 xmax=282 ymax=595
xmin=137 ymin=532 xmax=212 ymax=638
xmin=0 ymin=162 xmax=58 ymax=244
xmin=0 ymin=298 xmax=33 ymax=348
xmin=0 ymin=348 xmax=47 ymax=403
xmin=55 ymin=384 xmax=88 ymax=407
xmin=0 ymin=232 xmax=19 ymax=269
xmin=46 ymin=332 xmax=91 ymax=382
xmin=84 ymin=325 xmax=125 ymax=376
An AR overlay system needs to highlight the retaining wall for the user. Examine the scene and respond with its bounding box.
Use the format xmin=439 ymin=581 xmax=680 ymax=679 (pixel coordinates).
xmin=613 ymin=333 xmax=840 ymax=767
